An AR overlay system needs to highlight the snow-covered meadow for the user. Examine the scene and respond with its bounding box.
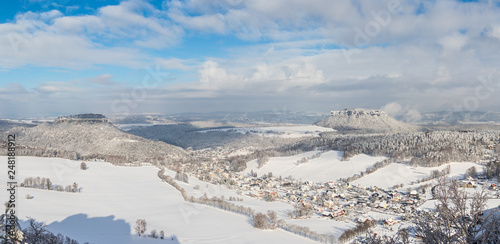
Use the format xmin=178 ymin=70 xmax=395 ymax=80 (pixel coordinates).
xmin=352 ymin=161 xmax=484 ymax=189
xmin=0 ymin=157 xmax=316 ymax=244
xmin=242 ymin=150 xmax=387 ymax=182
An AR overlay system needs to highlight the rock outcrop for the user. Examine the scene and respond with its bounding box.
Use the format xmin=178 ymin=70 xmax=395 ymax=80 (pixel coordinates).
xmin=316 ymin=108 xmax=419 ymax=133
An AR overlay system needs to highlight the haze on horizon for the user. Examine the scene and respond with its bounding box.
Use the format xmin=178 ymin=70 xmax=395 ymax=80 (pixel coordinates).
xmin=1 ymin=0 xmax=500 ymax=119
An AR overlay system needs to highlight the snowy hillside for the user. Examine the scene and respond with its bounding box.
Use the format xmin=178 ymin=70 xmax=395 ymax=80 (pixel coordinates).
xmin=242 ymin=150 xmax=386 ymax=182
xmin=1 ymin=122 xmax=187 ymax=163
xmin=352 ymin=161 xmax=484 ymax=189
xmin=0 ymin=157 xmax=315 ymax=244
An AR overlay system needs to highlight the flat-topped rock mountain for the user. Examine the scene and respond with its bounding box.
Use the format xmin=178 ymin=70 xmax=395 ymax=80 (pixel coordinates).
xmin=315 ymin=108 xmax=420 ymax=133
xmin=56 ymin=113 xmax=110 ymax=124
xmin=1 ymin=114 xmax=188 ymax=164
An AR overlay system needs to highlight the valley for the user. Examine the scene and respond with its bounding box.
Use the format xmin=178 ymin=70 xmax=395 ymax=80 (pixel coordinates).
xmin=2 ymin=110 xmax=500 ymax=243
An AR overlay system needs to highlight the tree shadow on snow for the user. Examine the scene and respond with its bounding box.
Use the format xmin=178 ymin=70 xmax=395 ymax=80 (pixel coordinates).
xmin=42 ymin=213 xmax=181 ymax=243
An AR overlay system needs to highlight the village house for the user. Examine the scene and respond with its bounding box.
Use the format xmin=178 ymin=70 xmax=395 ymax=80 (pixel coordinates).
xmin=490 ymin=183 xmax=497 ymax=190
xmin=410 ymin=190 xmax=419 ymax=199
xmin=383 ymin=217 xmax=400 ymax=226
xmin=322 ymin=208 xmax=345 ymax=219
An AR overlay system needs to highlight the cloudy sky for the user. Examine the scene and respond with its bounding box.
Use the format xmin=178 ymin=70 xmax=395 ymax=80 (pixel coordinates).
xmin=1 ymin=0 xmax=500 ymax=118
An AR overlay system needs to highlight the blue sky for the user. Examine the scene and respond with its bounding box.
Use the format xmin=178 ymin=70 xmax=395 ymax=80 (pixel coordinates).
xmin=1 ymin=0 xmax=500 ymax=119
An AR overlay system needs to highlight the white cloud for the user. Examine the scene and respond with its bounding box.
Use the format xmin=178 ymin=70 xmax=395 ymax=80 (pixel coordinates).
xmin=0 ymin=83 xmax=28 ymax=94
xmin=438 ymin=33 xmax=468 ymax=52
xmin=196 ymin=59 xmax=326 ymax=92
xmin=405 ymin=108 xmax=422 ymax=123
xmin=0 ymin=0 xmax=183 ymax=69
xmin=198 ymin=60 xmax=243 ymax=90
xmin=381 ymin=102 xmax=402 ymax=116
xmin=2 ymin=0 xmax=500 ymax=115
xmin=487 ymin=25 xmax=500 ymax=40
xmin=36 ymin=81 xmax=83 ymax=93
xmin=381 ymin=102 xmax=422 ymax=122
xmin=155 ymin=58 xmax=199 ymax=71
xmin=89 ymin=74 xmax=114 ymax=85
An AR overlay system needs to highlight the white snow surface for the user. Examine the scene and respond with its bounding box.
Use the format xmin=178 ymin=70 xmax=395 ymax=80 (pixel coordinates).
xmin=242 ymin=150 xmax=386 ymax=182
xmin=0 ymin=157 xmax=316 ymax=244
xmin=352 ymin=161 xmax=484 ymax=189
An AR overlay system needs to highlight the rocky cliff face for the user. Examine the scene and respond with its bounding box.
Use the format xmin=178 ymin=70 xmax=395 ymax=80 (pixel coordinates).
xmin=330 ymin=109 xmax=386 ymax=117
xmin=316 ymin=108 xmax=420 ymax=133
xmin=56 ymin=113 xmax=109 ymax=124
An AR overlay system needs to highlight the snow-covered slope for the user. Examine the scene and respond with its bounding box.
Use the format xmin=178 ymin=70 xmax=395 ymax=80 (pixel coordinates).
xmin=316 ymin=108 xmax=419 ymax=133
xmin=352 ymin=161 xmax=484 ymax=189
xmin=1 ymin=122 xmax=187 ymax=163
xmin=0 ymin=157 xmax=315 ymax=244
xmin=242 ymin=150 xmax=386 ymax=182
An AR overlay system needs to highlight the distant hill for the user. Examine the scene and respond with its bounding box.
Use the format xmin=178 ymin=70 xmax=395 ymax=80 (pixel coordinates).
xmin=110 ymin=115 xmax=176 ymax=125
xmin=418 ymin=111 xmax=500 ymax=124
xmin=315 ymin=108 xmax=420 ymax=133
xmin=0 ymin=119 xmax=37 ymax=132
xmin=56 ymin=113 xmax=109 ymax=124
xmin=1 ymin=115 xmax=188 ymax=164
xmin=157 ymin=111 xmax=329 ymax=124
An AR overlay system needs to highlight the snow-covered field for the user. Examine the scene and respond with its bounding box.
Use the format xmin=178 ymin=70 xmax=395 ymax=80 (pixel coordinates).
xmin=197 ymin=125 xmax=335 ymax=138
xmin=1 ymin=156 xmax=492 ymax=244
xmin=242 ymin=150 xmax=386 ymax=183
xmin=352 ymin=162 xmax=484 ymax=189
xmin=0 ymin=157 xmax=316 ymax=244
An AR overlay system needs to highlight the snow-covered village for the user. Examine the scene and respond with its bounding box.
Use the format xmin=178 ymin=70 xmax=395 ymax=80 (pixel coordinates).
xmin=3 ymin=0 xmax=500 ymax=243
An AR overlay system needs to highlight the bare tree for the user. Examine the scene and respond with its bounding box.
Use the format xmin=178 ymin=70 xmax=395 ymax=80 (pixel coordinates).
xmin=292 ymin=204 xmax=313 ymax=218
xmin=397 ymin=228 xmax=409 ymax=243
xmin=267 ymin=210 xmax=277 ymax=229
xmin=41 ymin=178 xmax=46 ymax=189
xmin=253 ymin=213 xmax=269 ymax=229
xmin=46 ymin=178 xmax=52 ymax=190
xmin=466 ymin=166 xmax=477 ymax=178
xmin=135 ymin=219 xmax=147 ymax=236
xmin=23 ymin=218 xmax=49 ymax=243
xmin=414 ymin=177 xmax=500 ymax=243
xmin=72 ymin=182 xmax=78 ymax=192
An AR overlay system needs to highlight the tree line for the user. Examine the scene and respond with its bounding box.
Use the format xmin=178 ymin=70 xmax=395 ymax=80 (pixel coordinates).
xmin=338 ymin=220 xmax=377 ymax=243
xmin=285 ymin=130 xmax=499 ymax=167
xmin=20 ymin=176 xmax=80 ymax=193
